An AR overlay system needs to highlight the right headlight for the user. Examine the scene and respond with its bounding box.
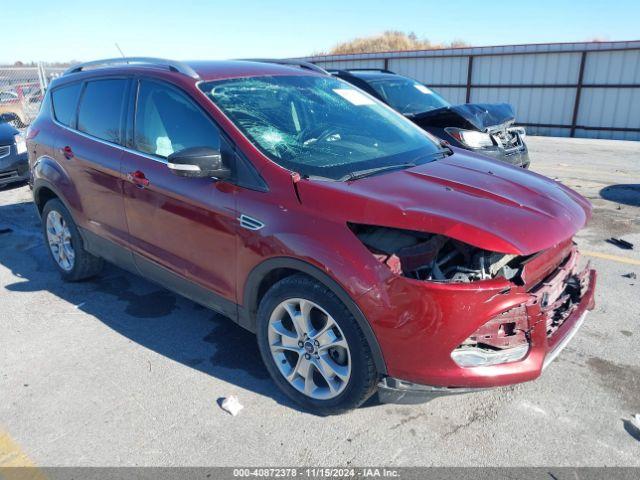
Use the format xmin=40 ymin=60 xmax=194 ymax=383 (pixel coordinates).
xmin=348 ymin=224 xmax=523 ymax=283
xmin=445 ymin=127 xmax=494 ymax=149
xmin=14 ymin=133 xmax=27 ymax=154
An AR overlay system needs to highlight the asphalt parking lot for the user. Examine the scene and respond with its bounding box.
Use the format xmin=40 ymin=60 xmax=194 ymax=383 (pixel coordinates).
xmin=1 ymin=136 xmax=639 ymax=467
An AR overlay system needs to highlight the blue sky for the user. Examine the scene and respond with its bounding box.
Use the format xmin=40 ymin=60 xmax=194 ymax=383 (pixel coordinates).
xmin=4 ymin=0 xmax=640 ymax=63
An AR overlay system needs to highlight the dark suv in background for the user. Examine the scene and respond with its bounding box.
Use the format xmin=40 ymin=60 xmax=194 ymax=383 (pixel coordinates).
xmin=27 ymin=58 xmax=594 ymax=414
xmin=330 ymin=69 xmax=530 ymax=168
xmin=0 ymin=120 xmax=28 ymax=187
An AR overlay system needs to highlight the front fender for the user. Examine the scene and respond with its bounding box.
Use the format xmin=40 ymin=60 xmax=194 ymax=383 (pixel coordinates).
xmin=241 ymin=254 xmax=388 ymax=375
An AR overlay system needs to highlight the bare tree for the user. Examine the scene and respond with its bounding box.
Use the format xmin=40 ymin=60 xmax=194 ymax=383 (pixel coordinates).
xmin=316 ymin=31 xmax=469 ymax=55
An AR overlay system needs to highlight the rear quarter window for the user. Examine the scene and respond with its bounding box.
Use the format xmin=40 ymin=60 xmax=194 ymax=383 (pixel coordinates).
xmin=77 ymin=79 xmax=128 ymax=144
xmin=51 ymin=83 xmax=82 ymax=127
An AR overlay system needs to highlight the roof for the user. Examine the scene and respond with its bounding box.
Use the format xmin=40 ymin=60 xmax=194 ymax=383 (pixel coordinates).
xmin=188 ymin=60 xmax=322 ymax=80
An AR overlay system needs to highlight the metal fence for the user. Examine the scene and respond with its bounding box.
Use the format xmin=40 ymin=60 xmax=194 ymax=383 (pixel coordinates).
xmin=3 ymin=43 xmax=640 ymax=140
xmin=300 ymin=40 xmax=640 ymax=141
xmin=0 ymin=64 xmax=65 ymax=128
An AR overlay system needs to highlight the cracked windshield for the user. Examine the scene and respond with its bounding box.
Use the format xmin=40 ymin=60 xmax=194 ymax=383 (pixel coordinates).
xmin=200 ymin=75 xmax=440 ymax=180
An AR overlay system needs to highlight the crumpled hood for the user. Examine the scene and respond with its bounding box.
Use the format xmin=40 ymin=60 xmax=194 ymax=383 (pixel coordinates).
xmin=412 ymin=103 xmax=516 ymax=131
xmin=297 ymin=150 xmax=591 ymax=255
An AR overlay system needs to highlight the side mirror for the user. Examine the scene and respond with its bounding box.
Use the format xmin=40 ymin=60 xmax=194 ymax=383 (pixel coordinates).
xmin=167 ymin=147 xmax=231 ymax=179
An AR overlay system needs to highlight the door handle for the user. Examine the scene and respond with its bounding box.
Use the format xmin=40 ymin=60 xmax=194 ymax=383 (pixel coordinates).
xmin=127 ymin=170 xmax=150 ymax=188
xmin=60 ymin=145 xmax=74 ymax=160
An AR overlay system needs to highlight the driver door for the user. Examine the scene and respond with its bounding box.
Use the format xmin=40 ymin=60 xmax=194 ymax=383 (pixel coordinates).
xmin=121 ymin=78 xmax=239 ymax=306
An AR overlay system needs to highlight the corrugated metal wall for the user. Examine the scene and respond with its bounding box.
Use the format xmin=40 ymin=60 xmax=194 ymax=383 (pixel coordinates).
xmin=300 ymin=41 xmax=640 ymax=140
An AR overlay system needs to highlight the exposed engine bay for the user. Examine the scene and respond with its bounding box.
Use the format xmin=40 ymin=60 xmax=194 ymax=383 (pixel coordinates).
xmin=350 ymin=224 xmax=526 ymax=283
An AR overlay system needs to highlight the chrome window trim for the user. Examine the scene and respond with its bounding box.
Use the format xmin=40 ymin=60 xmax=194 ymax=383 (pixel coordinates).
xmin=51 ymin=116 xmax=168 ymax=165
xmin=50 ymin=78 xmax=268 ymax=192
xmin=52 ymin=110 xmax=258 ymax=188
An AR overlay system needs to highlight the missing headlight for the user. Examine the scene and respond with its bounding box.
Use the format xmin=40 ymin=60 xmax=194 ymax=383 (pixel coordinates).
xmin=349 ymin=223 xmax=524 ymax=283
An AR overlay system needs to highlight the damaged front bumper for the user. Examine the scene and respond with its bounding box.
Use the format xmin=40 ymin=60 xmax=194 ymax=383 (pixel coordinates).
xmin=378 ymin=377 xmax=488 ymax=404
xmin=447 ymin=123 xmax=530 ymax=168
xmin=0 ymin=149 xmax=29 ymax=187
xmin=482 ymin=124 xmax=530 ymax=168
xmin=369 ymin=243 xmax=596 ymax=404
xmin=378 ymin=305 xmax=592 ymax=404
xmin=475 ymin=143 xmax=530 ymax=169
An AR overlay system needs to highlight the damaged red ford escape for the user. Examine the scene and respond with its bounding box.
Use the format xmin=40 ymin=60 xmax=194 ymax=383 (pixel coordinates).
xmin=27 ymin=58 xmax=596 ymax=414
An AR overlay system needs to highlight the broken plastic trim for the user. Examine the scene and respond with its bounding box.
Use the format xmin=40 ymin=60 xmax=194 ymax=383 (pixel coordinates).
xmin=378 ymin=377 xmax=488 ymax=404
xmin=349 ymin=223 xmax=525 ymax=283
xmin=451 ymin=303 xmax=531 ymax=367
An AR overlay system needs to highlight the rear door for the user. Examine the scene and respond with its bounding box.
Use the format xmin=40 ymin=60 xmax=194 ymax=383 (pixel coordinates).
xmin=121 ymin=78 xmax=238 ymax=304
xmin=51 ymin=77 xmax=130 ymax=246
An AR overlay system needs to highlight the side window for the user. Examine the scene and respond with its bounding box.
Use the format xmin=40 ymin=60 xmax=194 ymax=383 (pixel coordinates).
xmin=134 ymin=80 xmax=220 ymax=159
xmin=51 ymin=83 xmax=82 ymax=127
xmin=77 ymin=79 xmax=128 ymax=144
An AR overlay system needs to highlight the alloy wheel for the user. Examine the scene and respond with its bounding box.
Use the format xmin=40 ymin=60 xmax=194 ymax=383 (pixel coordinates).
xmin=45 ymin=210 xmax=75 ymax=272
xmin=268 ymin=298 xmax=351 ymax=400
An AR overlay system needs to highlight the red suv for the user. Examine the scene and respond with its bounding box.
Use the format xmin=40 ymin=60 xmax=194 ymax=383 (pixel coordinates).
xmin=27 ymin=58 xmax=596 ymax=414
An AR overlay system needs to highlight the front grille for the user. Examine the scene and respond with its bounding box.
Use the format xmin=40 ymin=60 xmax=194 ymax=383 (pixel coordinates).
xmin=0 ymin=170 xmax=19 ymax=180
xmin=489 ymin=127 xmax=523 ymax=151
xmin=529 ymin=249 xmax=590 ymax=337
xmin=0 ymin=145 xmax=10 ymax=159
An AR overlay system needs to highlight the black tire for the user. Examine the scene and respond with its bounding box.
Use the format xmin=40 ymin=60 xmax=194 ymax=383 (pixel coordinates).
xmin=256 ymin=274 xmax=378 ymax=415
xmin=41 ymin=198 xmax=103 ymax=281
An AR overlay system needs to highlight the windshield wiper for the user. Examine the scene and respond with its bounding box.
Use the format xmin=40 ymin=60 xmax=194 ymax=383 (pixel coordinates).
xmin=434 ymin=145 xmax=454 ymax=157
xmin=406 ymin=147 xmax=452 ymax=165
xmin=340 ymin=148 xmax=453 ymax=182
xmin=340 ymin=163 xmax=416 ymax=182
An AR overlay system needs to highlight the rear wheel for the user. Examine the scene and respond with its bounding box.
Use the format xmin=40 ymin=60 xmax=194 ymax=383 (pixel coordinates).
xmin=42 ymin=199 xmax=103 ymax=281
xmin=257 ymin=274 xmax=378 ymax=415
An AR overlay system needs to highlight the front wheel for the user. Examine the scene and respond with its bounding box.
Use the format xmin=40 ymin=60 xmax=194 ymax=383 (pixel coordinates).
xmin=256 ymin=274 xmax=378 ymax=415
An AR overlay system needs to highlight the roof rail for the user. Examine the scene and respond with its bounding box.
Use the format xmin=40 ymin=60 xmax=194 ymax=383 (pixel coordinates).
xmin=63 ymin=57 xmax=199 ymax=79
xmin=240 ymin=58 xmax=329 ymax=75
xmin=326 ymin=68 xmax=351 ymax=75
xmin=342 ymin=68 xmax=396 ymax=74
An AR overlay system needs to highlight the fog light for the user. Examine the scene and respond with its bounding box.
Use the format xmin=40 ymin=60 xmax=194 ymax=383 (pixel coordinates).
xmin=451 ymin=304 xmax=530 ymax=368
xmin=451 ymin=344 xmax=529 ymax=367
